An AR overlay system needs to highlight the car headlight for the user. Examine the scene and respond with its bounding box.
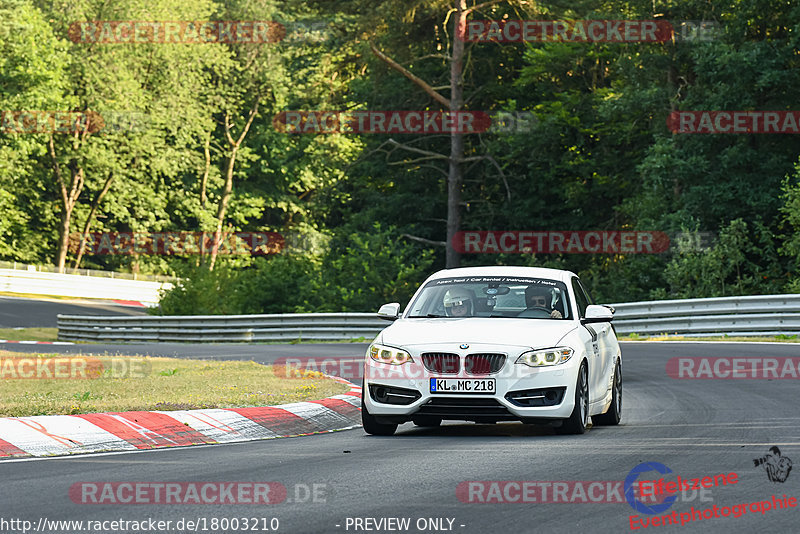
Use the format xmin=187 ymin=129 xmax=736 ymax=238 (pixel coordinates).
xmin=368 ymin=343 xmax=414 ymax=365
xmin=516 ymin=347 xmax=573 ymax=367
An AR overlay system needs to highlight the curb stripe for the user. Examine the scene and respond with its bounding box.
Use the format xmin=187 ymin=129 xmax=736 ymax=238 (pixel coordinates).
xmin=279 ymin=403 xmax=354 ymax=432
xmin=226 ymin=406 xmax=318 ymax=436
xmin=309 ymin=397 xmax=362 ymax=419
xmin=0 ymin=379 xmax=361 ymax=459
xmin=155 ymin=409 xmax=278 ymax=443
xmin=77 ymin=412 xmax=218 ymax=449
xmin=0 ymin=437 xmax=32 ymax=457
xmin=112 ymin=300 xmax=146 ymax=307
xmin=330 ymin=394 xmax=362 ymax=408
xmin=0 ymin=416 xmax=135 ymax=456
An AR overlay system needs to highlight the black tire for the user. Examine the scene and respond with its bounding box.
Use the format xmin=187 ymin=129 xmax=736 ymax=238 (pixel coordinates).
xmin=361 ymin=387 xmax=397 ymax=436
xmin=555 ymin=361 xmax=589 ymax=435
xmin=593 ymin=359 xmax=622 ymax=426
xmin=412 ymin=417 xmax=442 ymax=427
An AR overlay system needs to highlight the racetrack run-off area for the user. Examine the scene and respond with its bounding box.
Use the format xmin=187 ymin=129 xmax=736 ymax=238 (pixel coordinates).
xmin=1 ymin=340 xmax=798 ymax=534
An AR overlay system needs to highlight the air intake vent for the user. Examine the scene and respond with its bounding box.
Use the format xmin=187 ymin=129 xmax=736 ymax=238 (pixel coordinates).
xmin=465 ymin=353 xmax=506 ymax=374
xmin=422 ymin=353 xmax=460 ymax=374
xmin=505 ymin=387 xmax=566 ymax=407
xmin=415 ymin=397 xmax=514 ymax=420
xmin=369 ymin=385 xmax=422 ymax=405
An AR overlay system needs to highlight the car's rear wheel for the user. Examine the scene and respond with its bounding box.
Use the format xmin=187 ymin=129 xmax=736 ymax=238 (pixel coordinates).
xmin=555 ymin=361 xmax=588 ymax=435
xmin=593 ymin=360 xmax=621 ymax=426
xmin=361 ymin=387 xmax=398 ymax=436
xmin=412 ymin=417 xmax=442 ymax=427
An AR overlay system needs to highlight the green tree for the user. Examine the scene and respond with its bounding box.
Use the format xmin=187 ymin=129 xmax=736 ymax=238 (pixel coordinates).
xmin=779 ymin=159 xmax=800 ymax=292
xmin=0 ymin=0 xmax=71 ymax=262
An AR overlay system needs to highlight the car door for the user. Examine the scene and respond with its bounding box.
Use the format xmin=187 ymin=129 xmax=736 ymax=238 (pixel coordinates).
xmin=575 ymin=278 xmax=614 ymax=402
xmin=570 ymin=277 xmax=602 ymax=403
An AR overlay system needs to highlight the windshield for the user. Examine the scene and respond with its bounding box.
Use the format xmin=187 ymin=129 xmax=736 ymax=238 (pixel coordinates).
xmin=405 ymin=275 xmax=571 ymax=319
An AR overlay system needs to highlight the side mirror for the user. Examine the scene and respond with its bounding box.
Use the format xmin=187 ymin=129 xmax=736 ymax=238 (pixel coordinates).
xmin=581 ymin=304 xmax=614 ymax=324
xmin=377 ymin=302 xmax=401 ymax=321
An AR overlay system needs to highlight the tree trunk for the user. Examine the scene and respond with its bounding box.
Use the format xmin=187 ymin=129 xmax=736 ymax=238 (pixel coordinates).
xmin=56 ymin=204 xmax=73 ymax=273
xmin=209 ymin=101 xmax=259 ymax=271
xmin=209 ymin=148 xmax=238 ymax=271
xmin=72 ymin=172 xmax=114 ymax=269
xmin=446 ymin=0 xmax=467 ymax=269
xmin=198 ymin=131 xmax=213 ymax=265
xmin=49 ymin=136 xmax=84 ymax=273
xmin=200 ymin=131 xmax=211 ymax=207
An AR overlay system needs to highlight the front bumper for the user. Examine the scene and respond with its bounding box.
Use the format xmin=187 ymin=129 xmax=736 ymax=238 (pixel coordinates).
xmin=363 ymin=344 xmax=580 ymax=424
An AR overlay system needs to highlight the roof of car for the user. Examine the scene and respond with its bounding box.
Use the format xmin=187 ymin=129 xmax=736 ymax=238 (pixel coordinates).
xmin=426 ymin=266 xmax=576 ymax=283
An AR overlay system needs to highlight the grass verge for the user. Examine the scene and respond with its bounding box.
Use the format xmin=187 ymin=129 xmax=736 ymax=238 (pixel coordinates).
xmin=0 ymin=328 xmax=59 ymax=342
xmin=0 ymin=351 xmax=348 ymax=417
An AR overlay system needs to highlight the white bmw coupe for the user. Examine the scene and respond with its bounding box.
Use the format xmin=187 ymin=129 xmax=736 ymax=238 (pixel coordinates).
xmin=362 ymin=266 xmax=622 ymax=435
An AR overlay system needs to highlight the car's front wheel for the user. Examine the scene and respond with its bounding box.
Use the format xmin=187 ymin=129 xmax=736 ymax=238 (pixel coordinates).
xmin=593 ymin=359 xmax=621 ymax=426
xmin=361 ymin=388 xmax=398 ymax=436
xmin=555 ymin=361 xmax=588 ymax=435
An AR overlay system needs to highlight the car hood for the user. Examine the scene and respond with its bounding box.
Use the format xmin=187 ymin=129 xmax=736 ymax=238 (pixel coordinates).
xmin=379 ymin=317 xmax=577 ymax=349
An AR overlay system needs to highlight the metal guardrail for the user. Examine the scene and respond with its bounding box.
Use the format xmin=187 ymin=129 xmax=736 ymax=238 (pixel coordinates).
xmin=609 ymin=294 xmax=800 ymax=336
xmin=57 ymin=294 xmax=800 ymax=342
xmin=57 ymin=313 xmax=385 ymax=342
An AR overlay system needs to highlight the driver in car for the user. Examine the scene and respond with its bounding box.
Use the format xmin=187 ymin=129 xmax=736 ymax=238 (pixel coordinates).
xmin=443 ymin=288 xmax=474 ymax=317
xmin=525 ymin=285 xmax=563 ymax=319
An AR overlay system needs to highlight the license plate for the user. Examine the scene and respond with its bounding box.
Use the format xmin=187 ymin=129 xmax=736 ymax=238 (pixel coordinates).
xmin=430 ymin=378 xmax=495 ymax=394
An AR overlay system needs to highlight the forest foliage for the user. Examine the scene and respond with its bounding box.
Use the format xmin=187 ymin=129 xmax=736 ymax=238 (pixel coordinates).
xmin=1 ymin=0 xmax=799 ymax=313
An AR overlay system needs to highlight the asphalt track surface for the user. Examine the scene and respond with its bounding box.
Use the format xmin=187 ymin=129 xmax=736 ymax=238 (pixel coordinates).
xmin=2 ymin=341 xmax=800 ymax=533
xmin=0 ymin=296 xmax=146 ymax=328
